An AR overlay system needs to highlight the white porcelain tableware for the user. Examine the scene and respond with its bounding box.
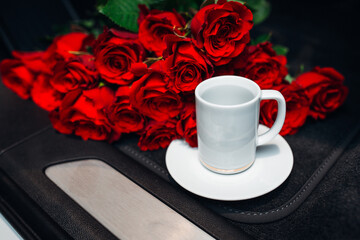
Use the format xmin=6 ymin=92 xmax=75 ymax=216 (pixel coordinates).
xmin=166 ymin=125 xmax=293 ymax=201
xmin=195 ymin=75 xmax=286 ymax=174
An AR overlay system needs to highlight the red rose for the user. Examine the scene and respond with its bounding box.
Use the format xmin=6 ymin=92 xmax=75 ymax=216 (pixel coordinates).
xmin=260 ymin=83 xmax=310 ymax=135
xmin=49 ymin=87 xmax=121 ymax=142
xmin=163 ymin=36 xmax=214 ymax=93
xmin=107 ymin=86 xmax=146 ymax=133
xmin=43 ymin=32 xmax=93 ymax=69
xmin=138 ymin=6 xmax=186 ymax=56
xmin=0 ymin=51 xmax=47 ymax=99
xmin=234 ymin=42 xmax=288 ymax=89
xmin=138 ymin=119 xmax=180 ymax=151
xmin=93 ymin=28 xmax=146 ymax=85
xmin=50 ymin=54 xmax=98 ymax=93
xmin=11 ymin=51 xmax=50 ymax=73
xmin=130 ymin=61 xmax=183 ymax=121
xmin=31 ymin=74 xmax=64 ymax=111
xmin=191 ymin=0 xmax=253 ymax=66
xmin=176 ymin=102 xmax=198 ymax=147
xmin=294 ymin=67 xmax=348 ymax=119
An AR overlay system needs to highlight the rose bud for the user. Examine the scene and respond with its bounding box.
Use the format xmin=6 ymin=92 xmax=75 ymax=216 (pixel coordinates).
xmin=43 ymin=32 xmax=94 ymax=69
xmin=138 ymin=5 xmax=186 ymax=56
xmin=191 ymin=0 xmax=253 ymax=66
xmin=138 ymin=119 xmax=181 ymax=151
xmin=294 ymin=67 xmax=348 ymax=119
xmin=233 ymin=42 xmax=288 ymax=89
xmin=49 ymin=87 xmax=121 ymax=142
xmin=31 ymin=74 xmax=64 ymax=111
xmin=50 ymin=54 xmax=98 ymax=93
xmin=93 ymin=28 xmax=146 ymax=85
xmin=107 ymin=86 xmax=146 ymax=133
xmin=0 ymin=51 xmax=48 ymax=99
xmin=130 ymin=61 xmax=183 ymax=122
xmin=163 ymin=36 xmax=213 ymax=93
xmin=260 ymin=83 xmax=310 ymax=135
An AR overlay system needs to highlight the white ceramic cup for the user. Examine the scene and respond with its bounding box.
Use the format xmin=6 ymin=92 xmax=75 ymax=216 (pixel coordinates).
xmin=195 ymin=75 xmax=286 ymax=174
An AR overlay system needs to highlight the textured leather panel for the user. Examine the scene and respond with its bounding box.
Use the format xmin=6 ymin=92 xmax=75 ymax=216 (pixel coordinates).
xmin=0 ymin=82 xmax=50 ymax=151
xmin=115 ymin=110 xmax=360 ymax=223
xmin=0 ymin=127 xmax=251 ymax=240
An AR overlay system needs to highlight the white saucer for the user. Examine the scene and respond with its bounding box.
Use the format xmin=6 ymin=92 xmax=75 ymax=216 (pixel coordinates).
xmin=165 ymin=125 xmax=293 ymax=201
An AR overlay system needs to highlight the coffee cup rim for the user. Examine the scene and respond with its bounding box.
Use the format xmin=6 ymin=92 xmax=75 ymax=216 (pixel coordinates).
xmin=195 ymin=75 xmax=261 ymax=108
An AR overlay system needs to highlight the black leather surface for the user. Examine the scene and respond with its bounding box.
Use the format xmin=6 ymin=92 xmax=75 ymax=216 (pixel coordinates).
xmin=0 ymin=123 xmax=251 ymax=239
xmin=0 ymin=82 xmax=50 ymax=151
xmin=115 ymin=110 xmax=360 ymax=223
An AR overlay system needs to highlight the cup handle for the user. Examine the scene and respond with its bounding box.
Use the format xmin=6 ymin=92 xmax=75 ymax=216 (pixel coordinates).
xmin=257 ymin=90 xmax=286 ymax=146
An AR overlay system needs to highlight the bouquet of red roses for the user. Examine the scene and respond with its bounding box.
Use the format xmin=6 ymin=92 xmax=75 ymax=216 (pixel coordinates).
xmin=0 ymin=0 xmax=348 ymax=151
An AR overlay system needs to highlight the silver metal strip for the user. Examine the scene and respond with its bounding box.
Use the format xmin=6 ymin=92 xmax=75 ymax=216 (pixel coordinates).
xmin=45 ymin=159 xmax=214 ymax=240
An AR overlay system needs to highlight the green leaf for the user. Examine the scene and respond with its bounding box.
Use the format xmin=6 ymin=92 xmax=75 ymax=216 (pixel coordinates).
xmin=97 ymin=0 xmax=138 ymax=32
xmin=272 ymin=45 xmax=289 ymax=56
xmin=97 ymin=0 xmax=165 ymax=32
xmin=228 ymin=0 xmax=246 ymax=4
xmin=252 ymin=2 xmax=270 ymax=25
xmin=245 ymin=0 xmax=265 ymax=9
xmin=284 ymin=74 xmax=295 ymax=83
xmin=245 ymin=0 xmax=271 ymax=25
xmin=251 ymin=32 xmax=271 ymax=45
